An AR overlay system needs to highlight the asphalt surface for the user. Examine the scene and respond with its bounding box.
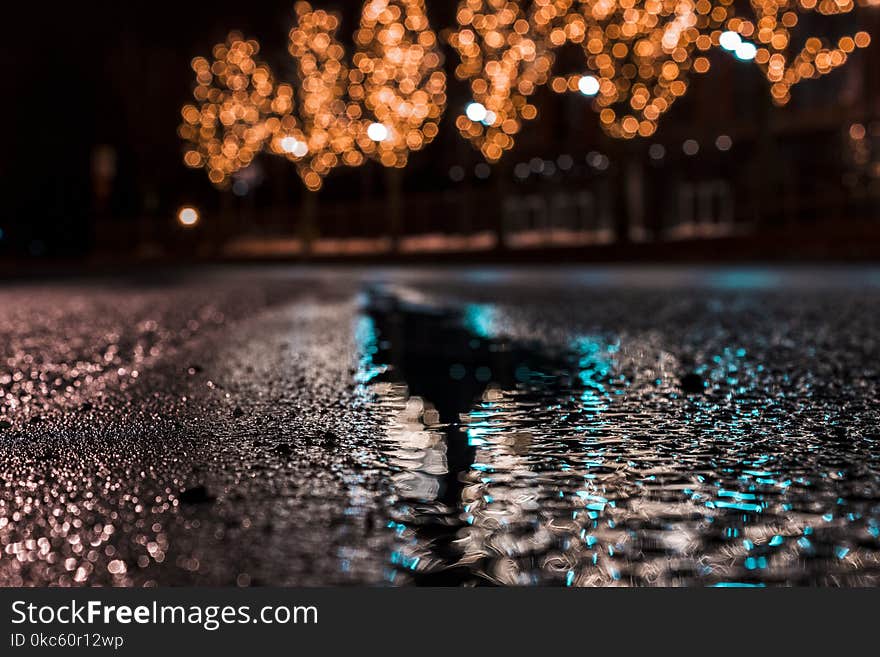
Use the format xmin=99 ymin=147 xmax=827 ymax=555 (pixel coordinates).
xmin=1 ymin=266 xmax=879 ymax=586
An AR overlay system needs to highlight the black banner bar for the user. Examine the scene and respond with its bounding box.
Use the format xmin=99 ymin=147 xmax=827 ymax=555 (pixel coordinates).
xmin=1 ymin=588 xmax=877 ymax=655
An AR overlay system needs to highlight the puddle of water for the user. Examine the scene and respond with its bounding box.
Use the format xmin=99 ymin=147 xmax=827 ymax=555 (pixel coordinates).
xmin=356 ymin=285 xmax=880 ymax=587
xmin=357 ymin=287 xmax=627 ymax=584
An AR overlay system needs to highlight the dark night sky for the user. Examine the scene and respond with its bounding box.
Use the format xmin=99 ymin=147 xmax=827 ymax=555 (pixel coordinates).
xmin=0 ymin=2 xmax=463 ymax=256
xmin=2 ymin=3 xmax=877 ymax=259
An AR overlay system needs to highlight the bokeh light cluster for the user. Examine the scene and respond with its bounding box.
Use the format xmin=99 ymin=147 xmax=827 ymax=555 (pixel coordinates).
xmin=179 ymin=34 xmax=278 ymax=187
xmin=281 ymin=3 xmax=363 ymax=191
xmin=451 ymin=0 xmax=875 ymax=158
xmin=549 ymin=0 xmax=734 ymax=140
xmin=354 ymin=0 xmax=448 ymax=168
xmin=450 ymin=1 xmax=551 ymax=161
xmin=450 ymin=0 xmax=734 ymax=156
xmin=182 ymin=2 xmax=876 ymax=180
xmin=726 ymin=0 xmax=871 ymax=106
xmin=182 ymin=1 xmax=446 ymax=190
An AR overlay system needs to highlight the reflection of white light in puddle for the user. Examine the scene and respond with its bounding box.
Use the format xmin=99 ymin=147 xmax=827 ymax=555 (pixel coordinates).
xmin=178 ymin=207 xmax=199 ymax=227
xmin=280 ymin=136 xmax=308 ymax=157
xmin=719 ymin=30 xmax=742 ymax=51
xmin=578 ymin=75 xmax=600 ymax=96
xmin=735 ymin=41 xmax=758 ymax=61
xmin=367 ymin=123 xmax=389 ymax=142
xmin=465 ymin=102 xmax=488 ymax=123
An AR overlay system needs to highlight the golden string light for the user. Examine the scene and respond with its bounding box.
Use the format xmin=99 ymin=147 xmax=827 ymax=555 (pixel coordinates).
xmin=183 ymin=1 xmax=446 ymax=190
xmin=181 ymin=2 xmax=878 ymax=180
xmin=450 ymin=0 xmax=553 ymax=161
xmin=548 ymin=0 xmax=734 ymax=139
xmin=179 ymin=33 xmax=278 ymax=187
xmin=450 ymin=0 xmax=734 ymax=150
xmin=725 ymin=0 xmax=871 ymax=105
xmin=451 ymin=0 xmax=874 ymax=156
xmin=278 ymin=2 xmax=365 ymax=191
xmin=354 ymin=0 xmax=448 ymax=168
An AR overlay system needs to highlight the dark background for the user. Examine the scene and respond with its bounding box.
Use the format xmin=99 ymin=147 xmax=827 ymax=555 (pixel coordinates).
xmin=2 ymin=587 xmax=876 ymax=655
xmin=2 ymin=1 xmax=318 ymax=258
xmin=2 ymin=1 xmax=880 ymax=263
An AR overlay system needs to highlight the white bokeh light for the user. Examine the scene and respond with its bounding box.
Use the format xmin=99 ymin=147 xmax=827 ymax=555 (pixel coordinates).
xmin=367 ymin=122 xmax=390 ymax=142
xmin=578 ymin=75 xmax=600 ymax=96
xmin=719 ymin=31 xmax=742 ymax=51
xmin=178 ymin=207 xmax=199 ymax=227
xmin=465 ymin=102 xmax=488 ymax=123
xmin=280 ymin=136 xmax=308 ymax=157
xmin=735 ymin=41 xmax=758 ymax=61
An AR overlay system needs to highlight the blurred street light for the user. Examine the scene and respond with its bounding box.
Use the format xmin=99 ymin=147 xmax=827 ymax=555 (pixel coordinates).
xmin=178 ymin=207 xmax=200 ymax=227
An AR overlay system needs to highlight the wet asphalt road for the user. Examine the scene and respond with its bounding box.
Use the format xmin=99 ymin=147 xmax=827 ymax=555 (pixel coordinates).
xmin=1 ymin=266 xmax=879 ymax=587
